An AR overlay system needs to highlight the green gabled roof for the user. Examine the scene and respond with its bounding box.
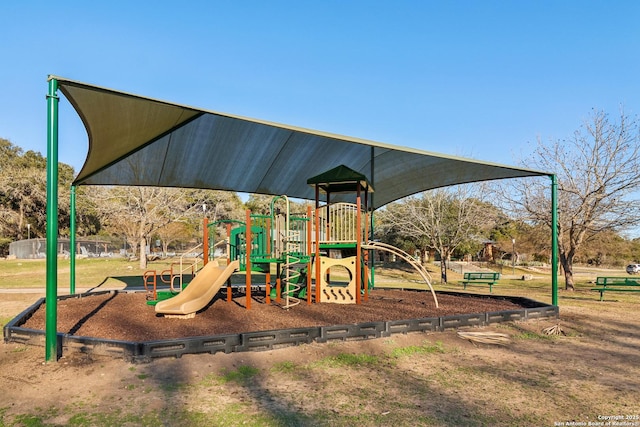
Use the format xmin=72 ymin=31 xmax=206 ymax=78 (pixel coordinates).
xmin=307 ymin=164 xmax=373 ymax=194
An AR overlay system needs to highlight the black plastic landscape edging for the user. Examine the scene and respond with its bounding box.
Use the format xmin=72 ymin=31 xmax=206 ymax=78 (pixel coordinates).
xmin=3 ymin=289 xmax=558 ymax=363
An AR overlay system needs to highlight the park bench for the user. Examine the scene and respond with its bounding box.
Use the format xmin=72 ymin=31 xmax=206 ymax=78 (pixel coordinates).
xmin=461 ymin=272 xmax=501 ymax=293
xmin=591 ymin=276 xmax=640 ymax=301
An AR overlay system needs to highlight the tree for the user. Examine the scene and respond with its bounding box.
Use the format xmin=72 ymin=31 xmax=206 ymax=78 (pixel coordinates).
xmin=89 ymin=186 xmax=245 ymax=268
xmin=94 ymin=186 xmax=202 ymax=269
xmin=507 ymin=109 xmax=640 ymax=289
xmin=164 ymin=189 xmax=245 ymax=252
xmin=73 ymin=186 xmax=103 ymax=237
xmin=377 ymin=185 xmax=494 ymax=283
xmin=0 ymin=138 xmax=73 ymax=254
xmin=245 ymin=194 xmax=274 ymax=214
xmin=196 ymin=190 xmax=245 ymax=224
xmin=154 ymin=222 xmax=192 ymax=256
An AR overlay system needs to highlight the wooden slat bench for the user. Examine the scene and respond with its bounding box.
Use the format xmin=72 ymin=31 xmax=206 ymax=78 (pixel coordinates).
xmin=461 ymin=272 xmax=500 ymax=293
xmin=591 ymin=276 xmax=640 ymax=301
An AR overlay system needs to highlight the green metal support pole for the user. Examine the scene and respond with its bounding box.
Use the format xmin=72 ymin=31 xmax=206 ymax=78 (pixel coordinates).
xmin=45 ymin=77 xmax=60 ymax=361
xmin=70 ymin=185 xmax=76 ymax=295
xmin=551 ymin=174 xmax=558 ymax=306
xmin=369 ymin=146 xmax=375 ymax=288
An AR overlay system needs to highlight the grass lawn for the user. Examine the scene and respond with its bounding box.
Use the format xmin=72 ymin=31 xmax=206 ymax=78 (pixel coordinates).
xmin=1 ymin=258 xmax=640 ymax=426
xmin=0 ymin=257 xmax=182 ymax=290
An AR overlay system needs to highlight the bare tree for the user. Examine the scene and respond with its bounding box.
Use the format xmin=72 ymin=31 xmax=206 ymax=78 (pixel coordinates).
xmin=378 ymin=185 xmax=493 ymax=283
xmin=507 ymin=109 xmax=640 ymax=289
xmin=87 ymin=186 xmax=245 ymax=268
xmin=155 ymin=190 xmax=245 ymax=254
xmin=95 ymin=186 xmax=203 ymax=269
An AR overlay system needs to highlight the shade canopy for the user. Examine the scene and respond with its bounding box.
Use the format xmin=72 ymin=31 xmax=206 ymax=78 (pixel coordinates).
xmin=54 ymin=76 xmax=550 ymax=209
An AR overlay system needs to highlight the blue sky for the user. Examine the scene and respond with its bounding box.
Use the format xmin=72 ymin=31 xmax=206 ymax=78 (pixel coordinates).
xmin=1 ymin=1 xmax=639 ymax=174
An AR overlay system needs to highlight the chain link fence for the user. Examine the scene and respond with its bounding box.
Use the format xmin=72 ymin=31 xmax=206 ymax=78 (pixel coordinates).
xmin=8 ymin=238 xmax=120 ymax=259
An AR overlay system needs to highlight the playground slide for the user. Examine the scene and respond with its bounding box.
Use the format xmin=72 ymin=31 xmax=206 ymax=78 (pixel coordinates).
xmin=155 ymin=260 xmax=240 ymax=316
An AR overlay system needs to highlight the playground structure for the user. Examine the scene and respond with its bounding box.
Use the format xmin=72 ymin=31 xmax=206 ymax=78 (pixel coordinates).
xmin=154 ymin=165 xmax=438 ymax=316
xmin=37 ymin=76 xmax=558 ymax=363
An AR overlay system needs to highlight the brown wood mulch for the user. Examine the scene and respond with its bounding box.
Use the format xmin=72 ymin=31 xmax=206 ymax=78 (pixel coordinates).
xmin=21 ymin=290 xmax=523 ymax=342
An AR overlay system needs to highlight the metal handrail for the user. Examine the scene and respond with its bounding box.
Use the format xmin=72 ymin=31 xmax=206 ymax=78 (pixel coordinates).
xmin=172 ymin=243 xmax=203 ymax=292
xmin=362 ymin=241 xmax=439 ymax=308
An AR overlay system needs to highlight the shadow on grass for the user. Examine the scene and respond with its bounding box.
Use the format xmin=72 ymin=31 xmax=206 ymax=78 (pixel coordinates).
xmin=133 ymin=340 xmax=514 ymax=426
xmin=226 ymin=340 xmax=535 ymax=426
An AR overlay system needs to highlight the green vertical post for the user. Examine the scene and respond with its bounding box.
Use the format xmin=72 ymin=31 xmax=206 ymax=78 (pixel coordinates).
xmin=369 ymin=146 xmax=375 ymax=288
xmin=46 ymin=77 xmax=60 ymax=361
xmin=70 ymin=185 xmax=76 ymax=295
xmin=551 ymin=174 xmax=558 ymax=306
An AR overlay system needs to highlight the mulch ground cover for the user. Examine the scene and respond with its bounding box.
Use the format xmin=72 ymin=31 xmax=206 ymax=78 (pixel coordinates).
xmin=21 ymin=289 xmax=523 ymax=341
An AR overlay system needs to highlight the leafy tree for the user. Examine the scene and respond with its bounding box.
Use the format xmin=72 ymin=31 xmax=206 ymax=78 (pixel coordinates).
xmin=0 ymin=138 xmax=73 ymax=254
xmin=245 ymin=194 xmax=275 ymax=214
xmin=0 ymin=138 xmax=22 ymax=164
xmin=484 ymin=218 xmax=553 ymax=265
xmin=575 ymin=230 xmax=638 ymax=267
xmin=154 ymin=222 xmax=192 ymax=255
xmin=196 ymin=190 xmax=245 ymax=224
xmin=73 ymin=186 xmax=103 ymax=237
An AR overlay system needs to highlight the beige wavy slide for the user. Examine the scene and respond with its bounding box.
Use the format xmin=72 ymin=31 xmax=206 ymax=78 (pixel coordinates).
xmin=155 ymin=260 xmax=240 ymax=316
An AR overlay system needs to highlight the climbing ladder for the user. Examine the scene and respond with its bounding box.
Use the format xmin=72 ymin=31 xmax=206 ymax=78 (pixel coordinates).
xmin=274 ymin=195 xmax=301 ymax=309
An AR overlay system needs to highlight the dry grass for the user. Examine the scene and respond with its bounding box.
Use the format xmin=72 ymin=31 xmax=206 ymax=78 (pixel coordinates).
xmin=1 ymin=259 xmax=640 ymax=426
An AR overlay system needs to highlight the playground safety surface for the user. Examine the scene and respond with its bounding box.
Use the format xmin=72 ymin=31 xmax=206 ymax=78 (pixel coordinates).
xmin=7 ymin=289 xmax=557 ymax=360
xmin=21 ymin=290 xmax=529 ymax=340
xmin=4 ymin=290 xmax=639 ymax=426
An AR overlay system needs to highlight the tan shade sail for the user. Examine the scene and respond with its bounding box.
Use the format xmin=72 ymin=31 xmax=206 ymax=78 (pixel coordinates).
xmin=54 ymin=76 xmax=550 ymax=209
